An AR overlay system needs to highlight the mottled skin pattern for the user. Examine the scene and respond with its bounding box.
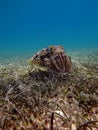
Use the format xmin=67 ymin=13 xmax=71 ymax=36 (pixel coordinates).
xmin=30 ymin=46 xmax=72 ymax=74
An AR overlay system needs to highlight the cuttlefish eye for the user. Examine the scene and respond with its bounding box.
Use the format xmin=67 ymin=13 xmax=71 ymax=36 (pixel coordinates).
xmin=47 ymin=46 xmax=52 ymax=53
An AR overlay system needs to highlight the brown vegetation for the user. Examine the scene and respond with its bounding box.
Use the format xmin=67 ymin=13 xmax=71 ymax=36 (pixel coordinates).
xmin=0 ymin=50 xmax=98 ymax=130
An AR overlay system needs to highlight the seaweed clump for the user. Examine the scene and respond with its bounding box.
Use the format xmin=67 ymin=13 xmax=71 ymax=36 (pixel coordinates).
xmin=0 ymin=51 xmax=98 ymax=130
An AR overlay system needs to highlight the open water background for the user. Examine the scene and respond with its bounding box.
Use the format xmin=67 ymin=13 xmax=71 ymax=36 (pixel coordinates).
xmin=0 ymin=0 xmax=98 ymax=64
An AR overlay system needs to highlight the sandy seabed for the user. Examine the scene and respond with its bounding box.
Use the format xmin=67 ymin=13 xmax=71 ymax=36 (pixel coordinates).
xmin=0 ymin=49 xmax=98 ymax=130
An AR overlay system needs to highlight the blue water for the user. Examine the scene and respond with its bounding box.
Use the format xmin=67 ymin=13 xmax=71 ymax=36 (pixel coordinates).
xmin=0 ymin=0 xmax=98 ymax=57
